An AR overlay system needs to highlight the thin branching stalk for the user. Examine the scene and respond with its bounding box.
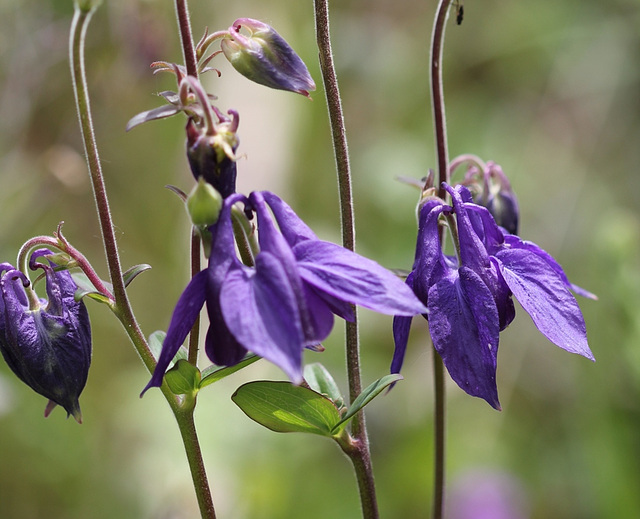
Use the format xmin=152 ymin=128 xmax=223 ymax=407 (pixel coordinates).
xmin=313 ymin=1 xmax=378 ymax=517
xmin=70 ymin=3 xmax=215 ymax=517
xmin=430 ymin=1 xmax=454 ymax=518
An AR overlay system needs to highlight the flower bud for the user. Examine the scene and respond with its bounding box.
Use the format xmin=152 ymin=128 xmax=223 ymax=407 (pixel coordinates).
xmin=463 ymin=162 xmax=519 ymax=235
xmin=186 ymin=117 xmax=239 ymax=199
xmin=221 ymin=18 xmax=316 ymax=97
xmin=187 ymin=177 xmax=223 ymax=227
xmin=0 ymin=250 xmax=92 ymax=423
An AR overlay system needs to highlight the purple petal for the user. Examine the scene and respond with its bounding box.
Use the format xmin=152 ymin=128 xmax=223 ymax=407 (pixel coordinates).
xmin=495 ymin=248 xmax=594 ymax=360
xmin=428 ymin=267 xmax=501 ymax=409
xmin=413 ymin=199 xmax=450 ymax=292
xmin=220 ymin=251 xmax=305 ymax=383
xmin=445 ymin=185 xmax=492 ymax=271
xmin=306 ymin=284 xmax=355 ymax=322
xmin=391 ymin=314 xmax=414 ymax=375
xmin=503 ymin=234 xmax=597 ymax=300
xmin=293 ymin=240 xmax=427 ymax=316
xmin=250 ymin=192 xmax=319 ymax=341
xmin=142 ymin=270 xmax=207 ymax=395
xmin=391 ymin=272 xmax=420 ymax=376
xmin=301 ymin=284 xmax=336 ymax=344
xmin=261 ymin=191 xmax=318 ymax=246
xmin=204 ymin=323 xmax=247 ymax=367
xmin=463 ymin=202 xmax=506 ymax=253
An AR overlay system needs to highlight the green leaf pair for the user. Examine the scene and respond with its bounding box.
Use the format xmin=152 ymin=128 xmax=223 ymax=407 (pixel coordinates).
xmin=232 ymin=363 xmax=402 ymax=438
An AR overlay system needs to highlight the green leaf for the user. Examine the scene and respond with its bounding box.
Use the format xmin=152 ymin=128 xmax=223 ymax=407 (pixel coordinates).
xmin=332 ymin=374 xmax=403 ymax=434
xmin=148 ymin=330 xmax=187 ymax=365
xmin=165 ymin=360 xmax=201 ymax=395
xmin=232 ymin=381 xmax=341 ymax=436
xmin=123 ymin=264 xmax=152 ymax=287
xmin=200 ymin=354 xmax=260 ymax=388
xmin=303 ymin=363 xmax=344 ymax=409
xmin=71 ymin=272 xmax=113 ymax=304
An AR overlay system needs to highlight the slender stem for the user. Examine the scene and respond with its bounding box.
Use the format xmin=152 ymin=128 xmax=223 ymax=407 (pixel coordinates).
xmin=232 ymin=211 xmax=257 ymax=267
xmin=314 ymin=1 xmax=378 ymax=518
xmin=175 ymin=0 xmax=198 ymax=77
xmin=432 ymin=350 xmax=446 ymax=519
xmin=432 ymin=0 xmax=453 ymax=200
xmin=70 ymin=5 xmax=215 ymax=518
xmin=176 ymin=406 xmax=217 ymax=518
xmin=430 ymin=2 xmax=454 ymax=518
xmin=448 ymin=153 xmax=487 ymax=176
xmin=17 ymin=235 xmax=115 ymax=301
xmin=70 ymin=7 xmax=129 ymax=308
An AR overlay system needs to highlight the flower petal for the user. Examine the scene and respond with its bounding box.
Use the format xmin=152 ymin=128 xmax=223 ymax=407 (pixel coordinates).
xmin=301 ymin=284 xmax=335 ymax=344
xmin=391 ymin=314 xmax=414 ymax=375
xmin=503 ymin=234 xmax=597 ymax=300
xmin=495 ymin=248 xmax=594 ymax=360
xmin=428 ymin=267 xmax=501 ymax=409
xmin=306 ymin=285 xmax=355 ymax=322
xmin=250 ymin=192 xmax=318 ymax=341
xmin=294 ymin=240 xmax=427 ymax=316
xmin=142 ymin=270 xmax=208 ymax=395
xmin=261 ymin=191 xmax=318 ymax=246
xmin=221 ymin=251 xmax=305 ymax=382
xmin=203 ymin=193 xmax=251 ymax=367
xmin=413 ymin=199 xmax=450 ymax=293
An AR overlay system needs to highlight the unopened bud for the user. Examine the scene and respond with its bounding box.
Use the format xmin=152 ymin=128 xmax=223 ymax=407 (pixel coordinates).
xmin=221 ymin=18 xmax=316 ymax=97
xmin=187 ymin=177 xmax=223 ymax=227
xmin=186 ymin=117 xmax=238 ymax=198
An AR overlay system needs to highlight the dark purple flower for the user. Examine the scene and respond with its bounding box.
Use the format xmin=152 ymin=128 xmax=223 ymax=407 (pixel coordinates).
xmin=392 ymin=183 xmax=594 ymax=409
xmin=0 ymin=250 xmax=92 ymax=422
xmin=221 ymin=18 xmax=316 ymax=98
xmin=144 ymin=191 xmax=426 ymax=392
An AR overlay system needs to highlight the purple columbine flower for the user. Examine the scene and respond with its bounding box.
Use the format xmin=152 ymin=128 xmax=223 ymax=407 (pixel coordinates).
xmin=144 ymin=191 xmax=426 ymax=392
xmin=392 ymin=183 xmax=594 ymax=409
xmin=0 ymin=250 xmax=92 ymax=422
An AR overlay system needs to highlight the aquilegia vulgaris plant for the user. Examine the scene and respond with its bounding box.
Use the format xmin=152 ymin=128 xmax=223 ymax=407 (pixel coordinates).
xmin=0 ymin=1 xmax=598 ymax=518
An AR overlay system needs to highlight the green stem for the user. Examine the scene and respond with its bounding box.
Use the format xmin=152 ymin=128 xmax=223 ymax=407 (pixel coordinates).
xmin=430 ymin=1 xmax=454 ymax=518
xmin=432 ymin=350 xmax=446 ymax=519
xmin=70 ymin=4 xmax=215 ymax=518
xmin=313 ymin=1 xmax=378 ymax=518
xmin=432 ymin=0 xmax=453 ymax=199
xmin=175 ymin=404 xmax=217 ymax=519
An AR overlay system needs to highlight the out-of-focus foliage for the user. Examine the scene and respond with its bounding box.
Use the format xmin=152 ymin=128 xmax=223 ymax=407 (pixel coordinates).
xmin=0 ymin=0 xmax=639 ymax=518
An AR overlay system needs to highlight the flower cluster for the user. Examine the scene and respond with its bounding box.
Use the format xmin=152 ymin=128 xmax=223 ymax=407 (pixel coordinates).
xmin=0 ymin=250 xmax=92 ymax=422
xmin=392 ymin=183 xmax=594 ymax=409
xmin=145 ymin=191 xmax=427 ymax=392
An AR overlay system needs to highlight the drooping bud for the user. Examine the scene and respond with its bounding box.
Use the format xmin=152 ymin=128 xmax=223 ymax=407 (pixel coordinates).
xmin=221 ymin=18 xmax=316 ymax=97
xmin=186 ymin=112 xmax=239 ymax=198
xmin=0 ymin=250 xmax=92 ymax=423
xmin=187 ymin=177 xmax=223 ymax=227
xmin=463 ymin=161 xmax=519 ymax=235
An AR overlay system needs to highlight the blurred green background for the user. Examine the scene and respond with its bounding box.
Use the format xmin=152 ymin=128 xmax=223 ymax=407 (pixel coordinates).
xmin=1 ymin=0 xmax=639 ymax=517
